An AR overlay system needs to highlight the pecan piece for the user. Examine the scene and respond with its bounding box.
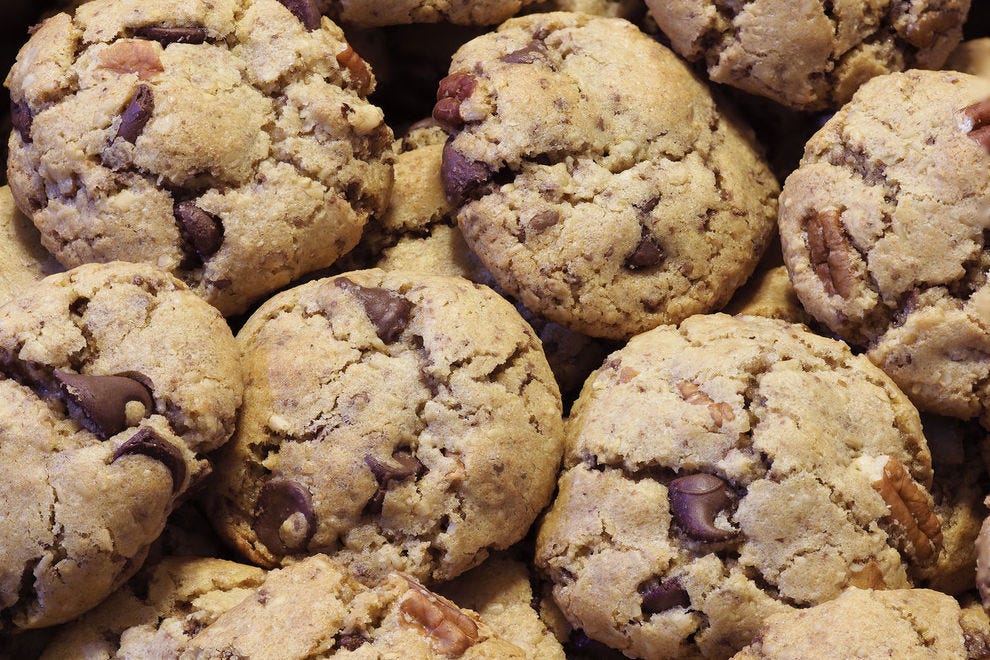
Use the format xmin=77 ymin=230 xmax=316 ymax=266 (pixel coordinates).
xmin=398 ymin=575 xmax=480 ymax=655
xmin=98 ymin=39 xmax=164 ymax=80
xmin=676 ymin=381 xmax=735 ymax=427
xmin=962 ymin=98 xmax=990 ymax=152
xmin=336 ymin=44 xmax=372 ymax=97
xmin=804 ymin=209 xmax=855 ymax=298
xmin=433 ymin=72 xmax=477 ymax=131
xmin=870 ymin=456 xmax=943 ymax=566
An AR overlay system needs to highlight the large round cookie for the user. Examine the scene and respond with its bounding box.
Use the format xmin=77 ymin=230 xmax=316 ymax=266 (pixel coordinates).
xmin=320 ymin=0 xmax=536 ymax=27
xmin=645 ymin=0 xmax=969 ymax=110
xmin=536 ymin=313 xmax=937 ymax=658
xmin=0 ymin=261 xmax=242 ymax=630
xmin=436 ymin=12 xmax=779 ymax=340
xmin=205 ymin=268 xmax=564 ymax=586
xmin=0 ymin=185 xmax=62 ymax=304
xmin=778 ymin=69 xmax=990 ymax=424
xmin=5 ymin=0 xmax=393 ymax=316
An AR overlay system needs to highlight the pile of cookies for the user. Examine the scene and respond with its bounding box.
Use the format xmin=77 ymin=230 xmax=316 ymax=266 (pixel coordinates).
xmin=2 ymin=0 xmax=990 ymax=658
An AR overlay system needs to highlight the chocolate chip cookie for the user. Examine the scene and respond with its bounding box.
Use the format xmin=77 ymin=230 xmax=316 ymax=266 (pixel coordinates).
xmin=0 ymin=261 xmax=242 ymax=630
xmin=778 ymin=69 xmax=990 ymax=425
xmin=320 ymin=0 xmax=537 ymax=27
xmin=437 ymin=12 xmax=779 ymax=340
xmin=536 ymin=313 xmax=937 ymax=658
xmin=205 ymin=268 xmax=565 ymax=586
xmin=5 ymin=0 xmax=393 ymax=316
xmin=0 ymin=185 xmax=62 ymax=304
xmin=646 ymin=0 xmax=969 ymax=110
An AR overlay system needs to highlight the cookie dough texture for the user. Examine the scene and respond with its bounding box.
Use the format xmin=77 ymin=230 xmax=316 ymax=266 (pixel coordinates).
xmin=646 ymin=0 xmax=970 ymax=110
xmin=5 ymin=0 xmax=393 ymax=316
xmin=947 ymin=37 xmax=990 ymax=78
xmin=0 ymin=261 xmax=242 ymax=630
xmin=731 ymin=588 xmax=971 ymax=659
xmin=206 ymin=269 xmax=565 ymax=586
xmin=0 ymin=185 xmax=62 ymax=304
xmin=537 ymin=313 xmax=937 ymax=658
xmin=778 ymin=70 xmax=990 ymax=424
xmin=438 ymin=12 xmax=779 ymax=340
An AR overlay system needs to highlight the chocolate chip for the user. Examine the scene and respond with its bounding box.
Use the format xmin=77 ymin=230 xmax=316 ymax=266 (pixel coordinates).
xmin=10 ymin=99 xmax=32 ymax=142
xmin=335 ymin=277 xmax=413 ymax=343
xmin=528 ymin=209 xmax=560 ymax=233
xmin=337 ymin=634 xmax=366 ymax=651
xmin=277 ymin=0 xmax=321 ymax=30
xmin=441 ymin=139 xmax=492 ymax=205
xmin=111 ymin=426 xmax=185 ymax=493
xmin=501 ymin=40 xmax=549 ymax=65
xmin=54 ymin=370 xmax=154 ymax=440
xmin=624 ymin=230 xmax=664 ymax=270
xmin=365 ymin=449 xmax=425 ymax=485
xmin=174 ymin=201 xmax=223 ymax=260
xmin=668 ymin=473 xmax=738 ymax=542
xmin=132 ymin=25 xmax=208 ymax=45
xmin=637 ymin=577 xmax=690 ymax=615
xmin=116 ymin=84 xmax=154 ymax=144
xmin=253 ymin=479 xmax=316 ymax=555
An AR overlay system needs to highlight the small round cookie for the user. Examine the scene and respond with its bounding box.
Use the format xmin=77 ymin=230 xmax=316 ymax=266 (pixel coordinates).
xmin=646 ymin=0 xmax=969 ymax=110
xmin=205 ymin=269 xmax=565 ymax=586
xmin=5 ymin=0 xmax=393 ymax=316
xmin=947 ymin=37 xmax=990 ymax=78
xmin=722 ymin=239 xmax=812 ymax=326
xmin=524 ymin=0 xmax=644 ymax=20
xmin=731 ymin=588 xmax=972 ymax=659
xmin=436 ymin=13 xmax=779 ymax=340
xmin=0 ymin=261 xmax=243 ymax=630
xmin=778 ymin=69 xmax=990 ymax=424
xmin=319 ymin=0 xmax=536 ymax=27
xmin=0 ymin=185 xmax=62 ymax=304
xmin=537 ymin=313 xmax=938 ymax=658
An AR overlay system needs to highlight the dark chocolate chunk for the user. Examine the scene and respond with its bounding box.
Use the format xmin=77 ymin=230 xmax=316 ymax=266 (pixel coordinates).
xmin=111 ymin=426 xmax=186 ymax=493
xmin=668 ymin=473 xmax=738 ymax=542
xmin=253 ymin=478 xmax=316 ymax=555
xmin=501 ymin=40 xmax=549 ymax=65
xmin=337 ymin=634 xmax=366 ymax=651
xmin=174 ymin=201 xmax=224 ymax=259
xmin=335 ymin=277 xmax=413 ymax=343
xmin=441 ymin=139 xmax=492 ymax=205
xmin=277 ymin=0 xmax=321 ymax=30
xmin=638 ymin=577 xmax=690 ymax=615
xmin=365 ymin=450 xmax=425 ymax=485
xmin=528 ymin=209 xmax=560 ymax=232
xmin=54 ymin=370 xmax=154 ymax=439
xmin=624 ymin=231 xmax=664 ymax=270
xmin=116 ymin=84 xmax=154 ymax=144
xmin=133 ymin=25 xmax=208 ymax=45
xmin=10 ymin=99 xmax=32 ymax=142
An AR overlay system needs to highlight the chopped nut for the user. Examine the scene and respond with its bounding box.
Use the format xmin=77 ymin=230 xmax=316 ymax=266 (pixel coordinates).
xmin=433 ymin=72 xmax=477 ymax=130
xmin=98 ymin=40 xmax=164 ymax=80
xmin=676 ymin=381 xmax=736 ymax=427
xmin=617 ymin=366 xmax=639 ymax=383
xmin=336 ymin=45 xmax=372 ymax=97
xmin=804 ymin=209 xmax=856 ymax=298
xmin=870 ymin=456 xmax=943 ymax=566
xmin=398 ymin=574 xmax=479 ymax=656
xmin=962 ymin=98 xmax=990 ymax=152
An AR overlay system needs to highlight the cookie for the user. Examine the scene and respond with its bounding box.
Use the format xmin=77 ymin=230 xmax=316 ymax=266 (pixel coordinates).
xmin=524 ymin=0 xmax=644 ymax=20
xmin=778 ymin=69 xmax=990 ymax=424
xmin=438 ymin=553 xmax=567 ymax=659
xmin=645 ymin=0 xmax=969 ymax=110
xmin=947 ymin=37 xmax=990 ymax=78
xmin=721 ymin=239 xmax=812 ymax=326
xmin=0 ymin=185 xmax=62 ymax=304
xmin=205 ymin=268 xmax=565 ymax=586
xmin=0 ymin=261 xmax=243 ymax=630
xmin=731 ymin=587 xmax=972 ymax=659
xmin=436 ymin=12 xmax=779 ymax=340
xmin=5 ymin=0 xmax=393 ymax=316
xmin=320 ymin=0 xmax=536 ymax=27
xmin=536 ymin=313 xmax=937 ymax=658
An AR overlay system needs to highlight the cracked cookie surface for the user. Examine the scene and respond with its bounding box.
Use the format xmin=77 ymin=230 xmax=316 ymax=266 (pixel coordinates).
xmin=5 ymin=0 xmax=393 ymax=316
xmin=778 ymin=69 xmax=990 ymax=424
xmin=0 ymin=261 xmax=242 ymax=630
xmin=205 ymin=268 xmax=564 ymax=586
xmin=436 ymin=12 xmax=779 ymax=340
xmin=645 ymin=0 xmax=969 ymax=110
xmin=536 ymin=313 xmax=936 ymax=658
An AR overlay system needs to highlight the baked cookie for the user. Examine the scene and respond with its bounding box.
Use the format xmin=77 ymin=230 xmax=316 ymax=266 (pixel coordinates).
xmin=0 ymin=185 xmax=62 ymax=304
xmin=524 ymin=0 xmax=644 ymax=20
xmin=778 ymin=70 xmax=990 ymax=424
xmin=731 ymin=588 xmax=973 ymax=659
xmin=722 ymin=239 xmax=812 ymax=326
xmin=645 ymin=0 xmax=969 ymax=110
xmin=320 ymin=0 xmax=536 ymax=27
xmin=537 ymin=313 xmax=938 ymax=658
xmin=205 ymin=269 xmax=565 ymax=586
xmin=45 ymin=554 xmax=524 ymax=658
xmin=947 ymin=37 xmax=990 ymax=78
xmin=959 ymin=593 xmax=990 ymax=658
xmin=5 ymin=0 xmax=393 ymax=316
xmin=438 ymin=553 xmax=567 ymax=659
xmin=436 ymin=12 xmax=779 ymax=340
xmin=0 ymin=261 xmax=243 ymax=630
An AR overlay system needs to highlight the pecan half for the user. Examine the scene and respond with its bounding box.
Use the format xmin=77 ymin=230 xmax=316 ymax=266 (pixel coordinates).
xmin=676 ymin=381 xmax=735 ymax=427
xmin=870 ymin=456 xmax=943 ymax=566
xmin=398 ymin=575 xmax=480 ymax=655
xmin=336 ymin=45 xmax=372 ymax=97
xmin=962 ymin=98 xmax=990 ymax=152
xmin=433 ymin=72 xmax=477 ymax=131
xmin=804 ymin=209 xmax=855 ymax=298
xmin=98 ymin=39 xmax=164 ymax=80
